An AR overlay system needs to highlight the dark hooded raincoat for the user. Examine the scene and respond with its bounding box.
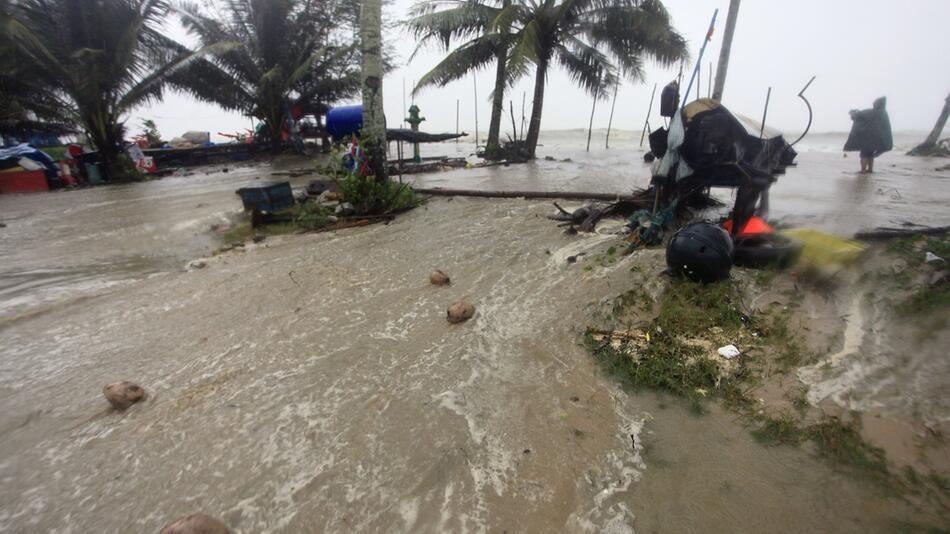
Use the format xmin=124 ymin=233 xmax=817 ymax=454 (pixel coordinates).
xmin=844 ymin=97 xmax=893 ymax=158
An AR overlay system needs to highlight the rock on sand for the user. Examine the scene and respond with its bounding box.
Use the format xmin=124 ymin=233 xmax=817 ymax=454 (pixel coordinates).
xmin=160 ymin=514 xmax=229 ymax=534
xmin=447 ymin=301 xmax=475 ymax=323
xmin=102 ymin=381 xmax=146 ymax=410
xmin=430 ymin=270 xmax=451 ymax=286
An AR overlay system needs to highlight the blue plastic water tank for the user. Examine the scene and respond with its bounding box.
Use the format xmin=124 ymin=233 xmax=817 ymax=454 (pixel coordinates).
xmin=326 ymin=105 xmax=363 ymax=139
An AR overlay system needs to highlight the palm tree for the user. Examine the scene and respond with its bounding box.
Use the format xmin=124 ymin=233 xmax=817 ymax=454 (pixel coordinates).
xmin=407 ymin=0 xmax=517 ymax=158
xmin=501 ymin=0 xmax=687 ymax=158
xmin=1 ymin=0 xmax=223 ymax=178
xmin=360 ymin=0 xmax=387 ymax=179
xmin=909 ymin=90 xmax=950 ymax=156
xmin=176 ymin=0 xmax=359 ymax=152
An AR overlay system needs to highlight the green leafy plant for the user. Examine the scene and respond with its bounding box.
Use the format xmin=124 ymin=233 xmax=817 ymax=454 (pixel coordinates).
xmin=329 ymin=137 xmax=422 ymax=214
xmin=294 ymin=202 xmax=334 ymax=230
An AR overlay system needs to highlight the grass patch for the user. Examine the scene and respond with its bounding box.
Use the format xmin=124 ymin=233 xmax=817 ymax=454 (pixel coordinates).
xmin=585 ymin=330 xmax=722 ymax=413
xmin=894 ymin=283 xmax=950 ymax=321
xmin=749 ymin=414 xmax=894 ymax=481
xmin=586 ymin=279 xmax=751 ymax=412
xmin=885 ymin=236 xmax=922 ymax=258
xmin=654 ymin=279 xmax=745 ymax=335
xmin=220 ymin=221 xmax=255 ymax=243
xmin=791 ymin=386 xmax=810 ymax=413
xmin=756 ymin=311 xmax=811 ymax=370
xmin=806 ymin=418 xmax=889 ymax=477
xmin=584 ymin=264 xmax=917 ymax=488
xmin=751 ymin=413 xmax=804 ymax=446
xmin=924 ymin=236 xmax=950 ymax=259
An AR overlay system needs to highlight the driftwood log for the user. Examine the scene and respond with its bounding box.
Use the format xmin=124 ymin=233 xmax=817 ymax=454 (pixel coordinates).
xmin=854 ymin=225 xmax=950 ymax=240
xmin=412 ymin=188 xmax=644 ymax=203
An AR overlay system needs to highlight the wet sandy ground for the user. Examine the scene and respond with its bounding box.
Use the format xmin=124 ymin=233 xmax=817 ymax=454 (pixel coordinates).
xmin=0 ymin=197 xmax=937 ymax=532
xmin=1 ymin=132 xmax=948 ymax=531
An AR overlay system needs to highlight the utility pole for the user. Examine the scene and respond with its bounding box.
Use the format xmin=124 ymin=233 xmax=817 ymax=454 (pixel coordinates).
xmin=712 ymin=0 xmax=740 ymax=102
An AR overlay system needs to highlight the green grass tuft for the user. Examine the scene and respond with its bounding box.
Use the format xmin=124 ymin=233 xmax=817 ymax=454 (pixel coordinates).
xmin=654 ymin=279 xmax=745 ymax=335
xmin=752 ymin=413 xmax=805 ymax=446
xmin=806 ymin=418 xmax=889 ymax=477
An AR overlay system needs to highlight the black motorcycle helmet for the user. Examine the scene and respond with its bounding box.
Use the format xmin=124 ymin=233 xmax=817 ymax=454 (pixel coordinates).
xmin=666 ymin=222 xmax=734 ymax=283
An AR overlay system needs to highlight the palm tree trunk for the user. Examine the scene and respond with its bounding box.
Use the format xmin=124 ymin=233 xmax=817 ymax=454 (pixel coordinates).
xmin=712 ymin=0 xmax=740 ymax=101
xmin=85 ymin=112 xmax=122 ymax=181
xmin=360 ymin=0 xmax=387 ymax=181
xmin=524 ymin=59 xmax=547 ymax=159
xmin=485 ymin=49 xmax=507 ymax=158
xmin=266 ymin=114 xmax=283 ymax=154
xmin=913 ymin=91 xmax=950 ymax=152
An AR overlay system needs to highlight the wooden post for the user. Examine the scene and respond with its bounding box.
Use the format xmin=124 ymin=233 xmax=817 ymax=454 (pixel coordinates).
xmin=520 ymin=92 xmax=526 ymax=141
xmin=708 ymin=62 xmax=712 ymax=98
xmin=509 ymin=100 xmax=518 ymax=140
xmin=712 ymin=0 xmax=740 ymax=101
xmin=455 ymin=99 xmax=460 ymax=144
xmin=605 ymin=82 xmax=619 ymax=149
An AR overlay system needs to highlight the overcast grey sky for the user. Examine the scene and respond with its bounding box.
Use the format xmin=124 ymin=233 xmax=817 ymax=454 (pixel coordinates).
xmin=131 ymin=0 xmax=950 ymax=142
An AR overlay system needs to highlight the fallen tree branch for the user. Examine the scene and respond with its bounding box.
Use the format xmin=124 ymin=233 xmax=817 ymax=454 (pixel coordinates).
xmin=579 ymin=202 xmax=620 ymax=232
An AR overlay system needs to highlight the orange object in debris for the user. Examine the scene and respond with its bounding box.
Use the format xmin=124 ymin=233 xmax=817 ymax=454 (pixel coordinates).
xmin=722 ymin=216 xmax=774 ymax=236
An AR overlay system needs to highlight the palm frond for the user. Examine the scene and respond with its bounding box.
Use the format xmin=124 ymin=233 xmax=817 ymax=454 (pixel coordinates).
xmin=554 ymin=38 xmax=614 ymax=97
xmin=118 ymin=41 xmax=239 ymax=112
xmin=413 ymin=36 xmax=498 ymax=94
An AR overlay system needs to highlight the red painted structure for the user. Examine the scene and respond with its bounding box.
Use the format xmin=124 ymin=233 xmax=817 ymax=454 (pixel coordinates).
xmin=0 ymin=170 xmax=49 ymax=193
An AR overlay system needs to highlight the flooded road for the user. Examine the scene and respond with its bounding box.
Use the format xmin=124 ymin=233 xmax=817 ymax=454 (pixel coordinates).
xmin=0 ymin=131 xmax=947 ymax=532
xmin=410 ymin=130 xmax=950 ymax=238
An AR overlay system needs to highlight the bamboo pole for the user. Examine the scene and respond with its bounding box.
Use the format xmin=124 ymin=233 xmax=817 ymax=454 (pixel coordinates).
xmin=682 ymin=10 xmax=718 ymax=109
xmin=639 ymin=83 xmax=657 ymax=147
xmin=759 ymin=86 xmax=772 ymax=138
xmin=696 ymin=62 xmax=701 ymax=100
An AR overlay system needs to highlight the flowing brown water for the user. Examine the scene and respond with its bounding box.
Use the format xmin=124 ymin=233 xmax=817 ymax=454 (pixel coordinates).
xmin=0 ymin=132 xmax=946 ymax=532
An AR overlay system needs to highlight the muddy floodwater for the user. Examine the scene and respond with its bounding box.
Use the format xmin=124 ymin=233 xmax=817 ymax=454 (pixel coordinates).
xmin=1 ymin=131 xmax=947 ymax=532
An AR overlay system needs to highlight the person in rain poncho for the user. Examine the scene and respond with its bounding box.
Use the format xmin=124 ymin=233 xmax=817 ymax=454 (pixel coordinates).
xmin=844 ymin=97 xmax=893 ymax=173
